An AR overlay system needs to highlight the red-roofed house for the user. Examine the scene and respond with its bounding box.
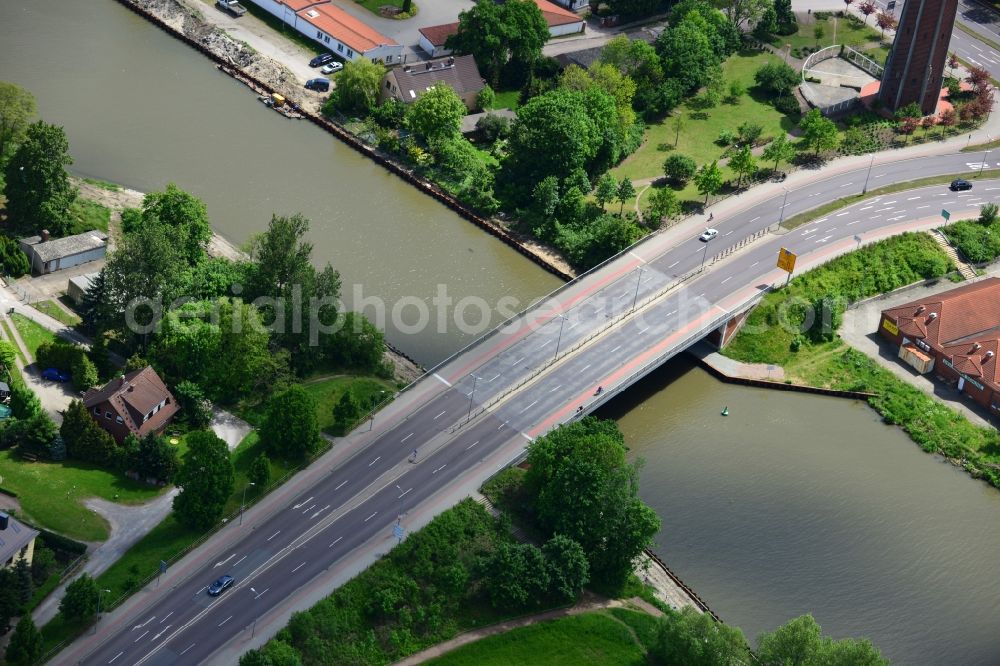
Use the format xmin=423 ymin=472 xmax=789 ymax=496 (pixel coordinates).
xmin=83 ymin=366 xmax=179 ymax=444
xmin=250 ymin=0 xmax=402 ymax=63
xmin=878 ymin=278 xmax=1000 ymax=414
xmin=417 ymin=0 xmax=584 ymax=57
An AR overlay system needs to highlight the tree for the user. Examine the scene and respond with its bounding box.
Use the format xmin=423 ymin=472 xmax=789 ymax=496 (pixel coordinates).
xmin=948 ymin=51 xmax=960 ymax=76
xmin=876 ymin=11 xmax=897 ymax=39
xmin=328 ymin=59 xmax=384 ymax=116
xmin=653 ymin=606 xmax=748 ymax=666
xmin=663 ymin=154 xmax=697 ymax=185
xmin=406 ymin=84 xmax=467 ymax=141
xmin=173 ymin=430 xmax=234 ymax=530
xmin=525 ymin=418 xmax=660 ymax=585
xmin=60 ymin=574 xmax=99 ymax=621
xmin=248 ymin=452 xmax=270 ymax=489
xmin=757 ymin=614 xmax=887 ymax=666
xmin=0 ymin=235 xmax=29 ymax=277
xmin=774 ymin=0 xmax=796 ymax=31
xmin=694 ymin=161 xmax=724 ymax=204
xmin=476 ymin=84 xmax=495 ymax=111
xmin=60 ymin=399 xmax=117 ymax=465
xmin=5 ymin=615 xmax=43 ymax=666
xmin=615 ymin=178 xmax=636 ymax=215
xmin=939 ymin=106 xmax=957 ymax=132
xmin=967 ymin=65 xmax=991 ymax=93
xmin=0 ymin=82 xmax=36 ymax=163
xmin=814 ymin=24 xmax=825 ymax=46
xmin=481 ymin=542 xmax=550 ymax=609
xmin=132 ymin=433 xmax=180 ymax=483
xmin=645 ymin=186 xmax=681 ymax=226
xmin=446 ymin=0 xmax=549 ymax=88
xmin=762 ymin=133 xmax=796 ymax=172
xmin=543 ymin=535 xmax=589 ymax=602
xmin=671 ymin=113 xmax=685 ymax=147
xmin=173 ymin=380 xmax=212 ymax=428
xmin=135 ymin=183 xmax=212 ymax=266
xmin=3 ymin=121 xmax=77 ymax=236
xmin=799 ymin=109 xmax=839 ymax=156
xmin=594 ymin=173 xmax=617 ymax=211
xmin=729 ymin=145 xmax=758 ymax=188
xmin=71 ymin=353 xmax=99 ymax=392
xmin=260 ymin=385 xmax=320 ymax=459
xmin=754 ymin=61 xmax=799 ymax=97
xmin=718 ymin=0 xmax=769 ymax=30
xmin=13 ymin=558 xmax=32 ymax=608
xmin=332 ymin=390 xmax=361 ymax=435
xmin=859 ymin=0 xmax=876 ymax=23
xmin=754 ymin=5 xmax=779 ymax=39
xmin=656 ymin=15 xmax=719 ymax=93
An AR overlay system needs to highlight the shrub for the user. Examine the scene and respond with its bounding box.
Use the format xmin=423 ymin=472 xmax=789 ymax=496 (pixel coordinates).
xmin=737 ymin=122 xmax=763 ymax=146
xmin=716 ymin=128 xmax=737 ymax=146
xmin=662 ymin=154 xmax=697 ymax=185
xmin=773 ymin=94 xmax=802 ymax=115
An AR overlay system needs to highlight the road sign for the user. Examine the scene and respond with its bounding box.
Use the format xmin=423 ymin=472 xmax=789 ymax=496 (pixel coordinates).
xmin=160 ymin=560 xmax=167 ymax=574
xmin=392 ymin=524 xmax=405 ymax=542
xmin=776 ymin=247 xmax=797 ymax=273
xmin=941 ymin=209 xmax=951 ymax=221
xmin=887 ymin=0 xmax=896 ymax=11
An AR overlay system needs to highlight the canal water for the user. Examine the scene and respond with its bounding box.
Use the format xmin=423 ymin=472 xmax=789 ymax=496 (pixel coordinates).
xmin=4 ymin=2 xmax=1000 ymax=664
xmin=0 ymin=0 xmax=561 ymax=367
xmin=602 ymin=357 xmax=1000 ymax=666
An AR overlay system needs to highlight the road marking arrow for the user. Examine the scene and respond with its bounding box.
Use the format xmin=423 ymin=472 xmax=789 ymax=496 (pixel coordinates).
xmin=213 ymin=554 xmax=235 ymax=568
xmin=151 ymin=625 xmax=172 ymax=641
xmin=292 ymin=496 xmax=313 ymax=510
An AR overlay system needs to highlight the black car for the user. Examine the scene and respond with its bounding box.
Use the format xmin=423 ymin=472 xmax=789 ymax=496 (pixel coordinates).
xmin=305 ymin=77 xmax=330 ymax=92
xmin=207 ymin=574 xmax=234 ymax=596
xmin=950 ymin=178 xmax=973 ymax=191
xmin=309 ymin=53 xmax=334 ymax=68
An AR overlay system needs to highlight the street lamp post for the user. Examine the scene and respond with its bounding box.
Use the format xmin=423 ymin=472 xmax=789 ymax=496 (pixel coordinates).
xmin=249 ymin=587 xmax=259 ymax=638
xmin=862 ymin=153 xmax=875 ymax=194
xmin=777 ymin=186 xmax=790 ymax=228
xmin=239 ymin=482 xmax=256 ymax=525
xmin=981 ymin=145 xmax=992 ymax=176
xmin=368 ymin=390 xmax=387 ymax=431
xmin=631 ymin=267 xmax=645 ymax=311
xmin=553 ymin=314 xmax=568 ymax=359
xmin=700 ymin=240 xmax=712 ymax=271
xmin=94 ymin=588 xmax=111 ymax=633
xmin=466 ymin=375 xmax=479 ymax=420
xmin=395 ymin=484 xmax=405 ymax=522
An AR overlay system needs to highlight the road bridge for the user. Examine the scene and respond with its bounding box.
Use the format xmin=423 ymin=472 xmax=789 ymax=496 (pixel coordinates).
xmin=58 ymin=146 xmax=1000 ymax=665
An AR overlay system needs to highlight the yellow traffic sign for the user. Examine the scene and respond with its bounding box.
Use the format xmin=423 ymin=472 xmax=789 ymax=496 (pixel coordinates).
xmin=776 ymin=247 xmax=797 ymax=273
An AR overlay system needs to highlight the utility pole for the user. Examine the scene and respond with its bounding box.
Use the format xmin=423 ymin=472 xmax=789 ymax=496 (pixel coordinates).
xmin=862 ymin=153 xmax=875 ymax=194
xmin=466 ymin=375 xmax=479 ymax=420
xmin=239 ymin=482 xmax=255 ymax=525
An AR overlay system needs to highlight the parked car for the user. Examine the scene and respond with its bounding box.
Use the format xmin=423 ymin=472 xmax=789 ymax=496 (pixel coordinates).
xmin=207 ymin=574 xmax=235 ymax=596
xmin=305 ymin=77 xmax=330 ymax=92
xmin=699 ymin=228 xmax=719 ymax=242
xmin=41 ymin=367 xmax=70 ymax=382
xmin=950 ymin=178 xmax=973 ymax=191
xmin=320 ymin=61 xmax=343 ymax=75
xmin=309 ymin=53 xmax=334 ymax=68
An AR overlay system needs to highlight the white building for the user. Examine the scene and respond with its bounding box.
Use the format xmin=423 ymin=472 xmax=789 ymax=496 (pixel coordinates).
xmin=19 ymin=230 xmax=107 ymax=276
xmin=249 ymin=0 xmax=402 ymax=64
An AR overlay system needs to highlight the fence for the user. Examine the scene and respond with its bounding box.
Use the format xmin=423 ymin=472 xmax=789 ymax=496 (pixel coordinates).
xmin=843 ymin=45 xmax=884 ymax=78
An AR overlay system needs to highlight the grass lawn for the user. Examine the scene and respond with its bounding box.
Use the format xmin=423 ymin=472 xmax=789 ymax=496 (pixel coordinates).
xmin=773 ymin=15 xmax=882 ymax=52
xmin=427 ymin=612 xmax=648 ymax=666
xmin=67 ymin=198 xmax=110 ymax=235
xmin=492 ymin=89 xmax=521 ymax=111
xmin=0 ymin=449 xmax=166 ymax=541
xmin=81 ymin=177 xmax=121 ymax=192
xmin=353 ymin=0 xmax=414 ymax=18
xmin=1 ymin=317 xmax=27 ymax=365
xmin=11 ymin=312 xmax=57 ymax=358
xmin=31 ymin=299 xmax=82 ymax=327
xmin=611 ymin=50 xmax=799 ymax=189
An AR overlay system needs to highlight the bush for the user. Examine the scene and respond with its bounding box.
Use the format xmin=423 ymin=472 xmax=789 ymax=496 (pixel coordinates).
xmin=772 ymin=94 xmax=802 ymax=116
xmin=716 ymin=128 xmax=737 ymax=146
xmin=662 ymin=154 xmax=697 ymax=184
xmin=942 ymin=219 xmax=1000 ymax=263
xmin=755 ymin=61 xmax=799 ymax=97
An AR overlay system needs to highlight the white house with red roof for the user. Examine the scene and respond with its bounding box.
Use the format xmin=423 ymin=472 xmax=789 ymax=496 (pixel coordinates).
xmin=249 ymin=0 xmax=403 ymax=64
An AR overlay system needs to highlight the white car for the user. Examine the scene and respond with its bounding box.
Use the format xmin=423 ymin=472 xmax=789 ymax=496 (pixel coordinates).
xmin=320 ymin=62 xmax=343 ymax=75
xmin=699 ymin=228 xmax=719 ymax=242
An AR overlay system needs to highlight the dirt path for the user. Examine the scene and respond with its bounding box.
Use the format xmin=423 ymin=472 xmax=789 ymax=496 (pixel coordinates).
xmin=392 ymin=594 xmax=660 ymax=665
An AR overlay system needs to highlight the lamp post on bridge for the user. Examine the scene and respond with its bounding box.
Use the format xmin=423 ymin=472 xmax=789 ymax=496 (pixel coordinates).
xmin=631 ymin=267 xmax=645 ymax=311
xmin=553 ymin=313 xmax=568 ymax=359
xmin=777 ymin=186 xmax=790 ymax=229
xmin=466 ymin=374 xmax=479 ymax=420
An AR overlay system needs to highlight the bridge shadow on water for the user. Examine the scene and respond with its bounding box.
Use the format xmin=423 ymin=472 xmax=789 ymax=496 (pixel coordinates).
xmin=593 ymin=354 xmax=701 ymax=424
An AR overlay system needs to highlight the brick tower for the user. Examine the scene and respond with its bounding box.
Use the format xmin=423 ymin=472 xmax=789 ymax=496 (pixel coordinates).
xmin=878 ymin=0 xmax=959 ymax=115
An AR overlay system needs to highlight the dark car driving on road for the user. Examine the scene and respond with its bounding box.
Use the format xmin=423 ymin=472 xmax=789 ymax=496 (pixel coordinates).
xmin=309 ymin=53 xmax=334 ymax=68
xmin=950 ymin=178 xmax=973 ymax=191
xmin=207 ymin=574 xmax=234 ymax=596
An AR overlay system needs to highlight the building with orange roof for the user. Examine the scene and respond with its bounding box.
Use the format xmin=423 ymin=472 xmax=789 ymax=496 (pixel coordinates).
xmin=250 ymin=0 xmax=402 ymax=63
xmin=878 ymin=277 xmax=1000 ymax=414
xmin=417 ymin=0 xmax=584 ymax=57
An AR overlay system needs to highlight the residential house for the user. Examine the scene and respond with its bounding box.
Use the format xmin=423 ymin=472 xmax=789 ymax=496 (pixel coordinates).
xmin=0 ymin=512 xmax=38 ymax=570
xmin=82 ymin=366 xmax=179 ymax=444
xmin=19 ymin=229 xmax=107 ymax=276
xmin=248 ymin=0 xmax=402 ymax=63
xmin=878 ymin=277 xmax=1000 ymax=414
xmin=417 ymin=0 xmax=584 ymax=57
xmin=381 ymin=55 xmax=485 ymax=111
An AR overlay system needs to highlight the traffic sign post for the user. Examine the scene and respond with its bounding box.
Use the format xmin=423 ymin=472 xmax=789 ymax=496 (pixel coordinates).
xmin=776 ymin=247 xmax=797 ymax=286
xmin=392 ymin=523 xmax=405 ymax=543
xmin=941 ymin=209 xmax=951 ymax=224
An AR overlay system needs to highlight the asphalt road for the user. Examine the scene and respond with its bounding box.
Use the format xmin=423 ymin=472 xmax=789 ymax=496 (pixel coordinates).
xmin=68 ymin=137 xmax=1000 ymax=666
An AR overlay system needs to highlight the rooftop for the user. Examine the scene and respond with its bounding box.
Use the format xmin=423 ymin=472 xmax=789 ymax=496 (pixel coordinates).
xmin=0 ymin=513 xmax=38 ymax=567
xmin=83 ymin=366 xmax=179 ymax=437
xmin=296 ymin=2 xmax=397 ymax=54
xmin=882 ymin=277 xmax=1000 ymax=387
xmin=418 ymin=22 xmax=460 ymax=47
xmin=21 ymin=231 xmax=107 ymax=263
xmin=391 ymin=55 xmax=485 ymax=101
xmin=532 ymin=0 xmax=584 ymax=26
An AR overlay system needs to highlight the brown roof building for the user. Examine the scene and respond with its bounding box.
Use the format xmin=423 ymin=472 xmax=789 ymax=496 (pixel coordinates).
xmin=82 ymin=366 xmax=179 ymax=444
xmin=878 ymin=278 xmax=1000 ymax=414
xmin=381 ymin=55 xmax=485 ymax=111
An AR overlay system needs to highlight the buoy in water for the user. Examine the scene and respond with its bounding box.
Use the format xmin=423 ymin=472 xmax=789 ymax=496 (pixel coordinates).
xmin=721 ymin=406 xmax=729 ymax=416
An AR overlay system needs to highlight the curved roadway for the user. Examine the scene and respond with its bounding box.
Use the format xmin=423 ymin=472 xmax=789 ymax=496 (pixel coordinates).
xmin=60 ymin=141 xmax=1000 ymax=666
